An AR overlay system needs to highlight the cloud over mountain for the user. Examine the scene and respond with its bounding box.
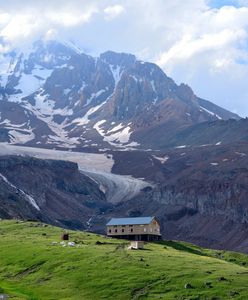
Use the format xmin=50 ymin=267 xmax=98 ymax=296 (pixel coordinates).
xmin=0 ymin=0 xmax=248 ymax=116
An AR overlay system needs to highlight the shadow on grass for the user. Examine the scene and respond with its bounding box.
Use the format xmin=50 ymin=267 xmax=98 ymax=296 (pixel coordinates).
xmin=139 ymin=248 xmax=152 ymax=251
xmin=157 ymin=240 xmax=206 ymax=257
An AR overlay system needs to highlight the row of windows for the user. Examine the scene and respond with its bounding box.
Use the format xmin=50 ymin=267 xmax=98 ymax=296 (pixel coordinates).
xmin=109 ymin=228 xmax=133 ymax=233
xmin=108 ymin=227 xmax=159 ymax=234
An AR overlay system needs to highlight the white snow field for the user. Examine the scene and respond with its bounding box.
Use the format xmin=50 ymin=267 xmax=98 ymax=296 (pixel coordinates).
xmin=0 ymin=144 xmax=150 ymax=203
xmin=0 ymin=143 xmax=114 ymax=172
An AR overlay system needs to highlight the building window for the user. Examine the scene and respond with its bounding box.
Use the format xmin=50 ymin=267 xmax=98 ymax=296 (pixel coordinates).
xmin=115 ymin=229 xmax=117 ymax=233
xmin=109 ymin=229 xmax=111 ymax=233
xmin=122 ymin=229 xmax=124 ymax=233
xmin=131 ymin=228 xmax=133 ymax=232
xmin=150 ymin=228 xmax=153 ymax=233
xmin=144 ymin=228 xmax=147 ymax=232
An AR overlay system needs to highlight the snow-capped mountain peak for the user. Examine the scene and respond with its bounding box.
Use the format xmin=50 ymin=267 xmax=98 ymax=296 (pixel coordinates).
xmin=0 ymin=40 xmax=240 ymax=151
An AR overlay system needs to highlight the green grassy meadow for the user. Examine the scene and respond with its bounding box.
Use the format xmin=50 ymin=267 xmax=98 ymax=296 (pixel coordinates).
xmin=0 ymin=220 xmax=248 ymax=299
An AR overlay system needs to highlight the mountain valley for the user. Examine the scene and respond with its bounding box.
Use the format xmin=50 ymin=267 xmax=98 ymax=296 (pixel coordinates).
xmin=0 ymin=40 xmax=248 ymax=254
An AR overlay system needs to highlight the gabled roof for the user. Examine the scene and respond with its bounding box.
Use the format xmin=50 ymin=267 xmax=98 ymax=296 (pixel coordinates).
xmin=107 ymin=216 xmax=155 ymax=226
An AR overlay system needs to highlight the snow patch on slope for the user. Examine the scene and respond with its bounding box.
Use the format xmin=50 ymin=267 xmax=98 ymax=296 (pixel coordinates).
xmin=9 ymin=65 xmax=53 ymax=101
xmin=84 ymin=89 xmax=107 ymax=106
xmin=151 ymin=80 xmax=158 ymax=103
xmin=107 ymin=123 xmax=125 ymax=134
xmin=0 ymin=172 xmax=40 ymax=210
xmin=23 ymin=101 xmax=79 ymax=148
xmin=9 ymin=130 xmax=35 ymax=144
xmin=199 ymin=106 xmax=222 ymax=120
xmin=109 ymin=64 xmax=123 ymax=87
xmin=110 ymin=126 xmax=132 ymax=144
xmin=175 ymin=145 xmax=187 ymax=149
xmin=35 ymin=91 xmax=73 ymax=116
xmin=72 ymin=102 xmax=105 ymax=126
xmin=152 ymin=155 xmax=169 ymax=164
xmin=0 ymin=119 xmax=35 ymax=144
xmin=94 ymin=121 xmax=138 ymax=149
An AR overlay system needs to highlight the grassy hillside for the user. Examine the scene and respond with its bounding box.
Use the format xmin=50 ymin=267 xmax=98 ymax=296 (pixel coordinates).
xmin=0 ymin=220 xmax=248 ymax=300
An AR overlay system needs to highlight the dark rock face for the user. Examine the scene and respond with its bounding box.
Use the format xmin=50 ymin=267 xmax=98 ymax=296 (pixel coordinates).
xmin=105 ymin=142 xmax=248 ymax=253
xmin=1 ymin=143 xmax=248 ymax=253
xmin=0 ymin=155 xmax=107 ymax=230
xmin=0 ymin=39 xmax=240 ymax=151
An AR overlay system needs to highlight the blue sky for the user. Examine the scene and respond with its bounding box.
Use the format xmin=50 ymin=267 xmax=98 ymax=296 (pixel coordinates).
xmin=209 ymin=0 xmax=241 ymax=8
xmin=0 ymin=0 xmax=248 ymax=116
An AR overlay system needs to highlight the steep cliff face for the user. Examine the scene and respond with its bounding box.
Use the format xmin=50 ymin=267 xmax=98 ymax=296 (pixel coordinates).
xmin=105 ymin=191 xmax=248 ymax=253
xmin=0 ymin=142 xmax=248 ymax=253
xmin=0 ymin=155 xmax=107 ymax=229
xmin=102 ymin=141 xmax=248 ymax=252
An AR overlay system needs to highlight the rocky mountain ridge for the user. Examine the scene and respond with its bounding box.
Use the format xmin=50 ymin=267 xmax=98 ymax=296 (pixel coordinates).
xmin=0 ymin=39 xmax=240 ymax=151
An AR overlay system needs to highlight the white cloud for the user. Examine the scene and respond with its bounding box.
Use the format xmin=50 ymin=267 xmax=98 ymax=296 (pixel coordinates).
xmin=104 ymin=5 xmax=125 ymax=20
xmin=0 ymin=0 xmax=248 ymax=116
xmin=1 ymin=14 xmax=41 ymax=40
xmin=45 ymin=9 xmax=98 ymax=27
xmin=0 ymin=1 xmax=99 ymax=45
xmin=0 ymin=12 xmax=10 ymax=25
xmin=156 ymin=29 xmax=247 ymax=71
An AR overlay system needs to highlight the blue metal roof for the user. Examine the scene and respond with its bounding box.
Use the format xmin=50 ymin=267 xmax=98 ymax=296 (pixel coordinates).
xmin=106 ymin=217 xmax=154 ymax=226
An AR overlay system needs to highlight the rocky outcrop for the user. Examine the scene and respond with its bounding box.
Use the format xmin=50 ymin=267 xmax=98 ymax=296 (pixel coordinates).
xmin=0 ymin=155 xmax=107 ymax=229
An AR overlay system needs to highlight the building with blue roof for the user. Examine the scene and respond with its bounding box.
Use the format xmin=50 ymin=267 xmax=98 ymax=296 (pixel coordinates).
xmin=106 ymin=216 xmax=161 ymax=241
